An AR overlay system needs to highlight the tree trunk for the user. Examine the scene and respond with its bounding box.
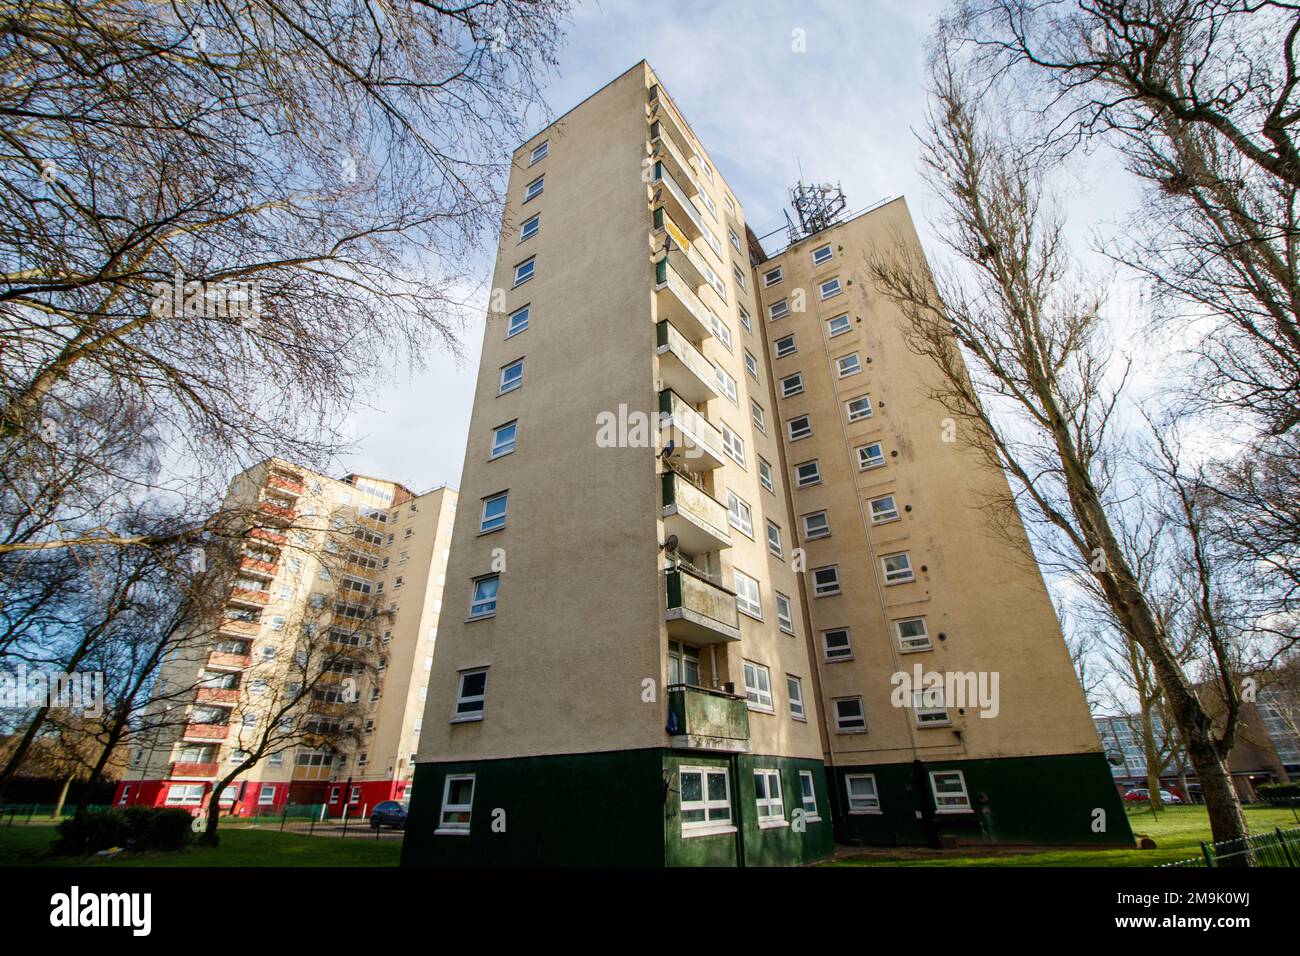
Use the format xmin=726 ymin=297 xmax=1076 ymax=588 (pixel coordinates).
xmin=52 ymin=775 xmax=72 ymax=820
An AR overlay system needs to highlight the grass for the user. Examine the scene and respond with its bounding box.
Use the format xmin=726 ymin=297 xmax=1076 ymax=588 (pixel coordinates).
xmin=827 ymin=805 xmax=1300 ymax=867
xmin=0 ymin=823 xmax=402 ymax=867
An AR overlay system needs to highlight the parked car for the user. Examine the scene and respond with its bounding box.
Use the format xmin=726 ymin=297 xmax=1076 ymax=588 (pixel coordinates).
xmin=370 ymin=800 xmax=409 ymax=830
xmin=1124 ymin=788 xmax=1183 ymax=805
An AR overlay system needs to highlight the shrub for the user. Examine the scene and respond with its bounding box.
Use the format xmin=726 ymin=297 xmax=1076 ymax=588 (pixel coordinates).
xmin=53 ymin=807 xmax=194 ymax=855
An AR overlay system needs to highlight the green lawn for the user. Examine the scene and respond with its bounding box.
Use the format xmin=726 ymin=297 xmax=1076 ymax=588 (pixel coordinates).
xmin=0 ymin=824 xmax=401 ymax=867
xmin=827 ymin=804 xmax=1300 ymax=867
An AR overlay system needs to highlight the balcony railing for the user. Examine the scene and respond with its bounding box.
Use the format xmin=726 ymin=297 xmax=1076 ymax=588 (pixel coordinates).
xmin=218 ymin=619 xmax=260 ymax=637
xmin=656 ymin=320 xmax=718 ymax=405
xmin=650 ymin=123 xmax=700 ymax=196
xmin=665 ymin=566 xmax=740 ymax=644
xmin=647 ymin=86 xmax=694 ymax=166
xmin=667 ymin=684 xmax=750 ymax=753
xmin=207 ymin=651 xmax=251 ymax=671
xmin=249 ymin=528 xmax=287 ymax=546
xmin=661 ymin=471 xmax=731 ymax=555
xmin=267 ymin=473 xmax=305 ymax=496
xmin=658 ymin=389 xmax=723 ymax=472
xmin=170 ymin=761 xmax=220 ymax=779
xmin=258 ymin=500 xmax=296 ymax=524
xmin=183 ymin=723 xmax=229 ymax=740
xmin=239 ymin=556 xmax=279 ymax=577
xmin=229 ymin=587 xmax=270 ymax=607
xmin=654 ymin=258 xmax=714 ymax=343
xmin=195 ymin=686 xmax=240 ymax=705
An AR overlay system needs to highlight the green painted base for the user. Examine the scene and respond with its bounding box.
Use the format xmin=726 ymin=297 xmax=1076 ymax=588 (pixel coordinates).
xmin=827 ymin=751 xmax=1135 ymax=847
xmin=400 ymin=748 xmax=834 ymax=867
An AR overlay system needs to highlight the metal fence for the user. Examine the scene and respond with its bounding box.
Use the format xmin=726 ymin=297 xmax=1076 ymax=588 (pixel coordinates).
xmin=1 ymin=802 xmax=403 ymax=840
xmin=1162 ymin=827 xmax=1300 ymax=867
xmin=0 ymin=804 xmax=109 ymax=824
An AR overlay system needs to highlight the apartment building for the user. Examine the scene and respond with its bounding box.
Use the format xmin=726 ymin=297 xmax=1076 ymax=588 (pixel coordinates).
xmin=114 ymin=459 xmax=456 ymax=819
xmin=402 ymin=60 xmax=1130 ymax=866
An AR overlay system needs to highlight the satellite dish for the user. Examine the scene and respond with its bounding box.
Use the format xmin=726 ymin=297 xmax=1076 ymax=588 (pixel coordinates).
xmin=663 ymin=534 xmax=679 ymax=552
xmin=1106 ymin=751 xmax=1124 ymax=767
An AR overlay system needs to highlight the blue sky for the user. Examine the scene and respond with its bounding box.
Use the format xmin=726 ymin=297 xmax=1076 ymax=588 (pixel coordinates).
xmin=339 ymin=0 xmax=965 ymax=492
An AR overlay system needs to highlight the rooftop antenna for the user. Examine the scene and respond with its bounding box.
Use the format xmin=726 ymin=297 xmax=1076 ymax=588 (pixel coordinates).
xmin=784 ymin=176 xmax=848 ymax=245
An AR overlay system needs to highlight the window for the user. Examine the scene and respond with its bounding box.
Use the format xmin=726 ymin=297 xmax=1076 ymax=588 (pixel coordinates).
xmin=732 ymin=264 xmax=747 ymax=290
xmin=258 ymin=784 xmax=276 ymax=806
xmin=734 ymin=570 xmax=762 ymax=620
xmin=438 ymin=774 xmax=476 ymax=833
xmin=787 ymin=676 xmax=805 ymax=720
xmin=679 ymin=767 xmax=733 ymax=835
xmin=499 ymin=359 xmax=523 ymax=394
xmin=827 ymin=314 xmax=851 ymax=337
xmin=529 ymin=141 xmax=548 ymax=165
xmin=738 ymin=304 xmax=752 ymax=332
xmin=668 ymin=640 xmax=701 ymax=686
xmin=720 ymin=422 xmax=746 ymax=468
xmin=754 ymin=769 xmax=785 ymax=825
xmin=490 ymin=421 xmax=517 ymax=459
xmin=507 ymin=304 xmax=530 ymax=337
xmin=774 ymin=334 xmax=796 ymax=358
xmin=846 ymin=396 xmax=873 ymax=422
xmin=882 ymin=552 xmax=915 ymax=584
xmin=914 ymin=689 xmax=951 ymax=727
xmin=768 ymin=298 xmax=790 ymax=320
xmin=766 ymin=520 xmax=783 ymax=558
xmin=812 ymin=244 xmax=833 ymax=266
xmin=709 ymin=312 xmax=733 ymax=351
xmin=726 ymin=491 xmax=754 ymax=537
xmin=715 ymin=364 xmax=738 ymax=405
xmin=795 ymin=460 xmax=821 ymax=488
xmin=870 ymin=495 xmax=900 ymax=523
xmin=834 ymin=697 xmax=867 ymax=733
xmin=896 ymin=617 xmax=931 ymax=652
xmin=519 ymin=213 xmax=539 ymax=242
xmin=798 ymin=771 xmax=820 ymax=819
xmin=780 ymin=372 xmax=804 ymax=397
xmin=822 ymin=628 xmax=852 ymax=661
xmin=930 ymin=771 xmax=972 ymax=813
xmin=775 ymin=592 xmax=794 ymax=634
xmin=512 ymin=257 xmax=535 ymax=286
xmin=523 ymin=175 xmax=544 ymax=201
xmin=763 ymin=267 xmax=783 ymax=287
xmin=750 ymin=400 xmax=766 ymax=433
xmin=758 ymin=457 xmax=774 ymax=493
xmin=165 ymin=784 xmax=205 ymax=806
xmin=468 ymin=575 xmax=499 ymax=619
xmin=837 ymin=353 xmax=862 ymax=377
xmin=846 ymin=774 xmax=880 ymax=813
xmin=802 ymin=511 xmax=830 ymax=540
xmin=479 ymin=492 xmax=508 ymax=533
xmin=743 ymin=660 xmax=773 ymax=710
xmin=819 ymin=277 xmax=842 ymax=299
xmin=858 ymin=442 xmax=886 ymax=470
xmin=812 ymin=566 xmax=841 ymax=597
xmin=787 ymin=415 xmax=812 ymax=441
xmin=744 ymin=350 xmax=759 ymax=381
xmin=453 ymin=668 xmax=487 ymax=720
xmin=729 ymin=226 xmax=742 ymax=253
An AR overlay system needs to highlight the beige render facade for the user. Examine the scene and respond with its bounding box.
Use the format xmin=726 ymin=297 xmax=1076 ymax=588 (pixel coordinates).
xmin=402 ymin=60 xmax=1130 ymax=866
xmin=114 ymin=459 xmax=456 ymax=820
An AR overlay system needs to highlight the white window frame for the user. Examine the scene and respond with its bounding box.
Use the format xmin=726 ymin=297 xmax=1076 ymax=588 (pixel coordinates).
xmin=781 ymin=372 xmax=804 ymax=397
xmin=763 ymin=267 xmax=783 ymax=287
xmin=765 ymin=520 xmax=783 ymax=558
xmin=787 ymin=415 xmax=813 ymax=441
xmin=743 ymin=659 xmax=774 ymax=711
xmin=519 ymin=213 xmax=540 ymax=242
xmin=846 ymin=396 xmax=873 ymax=422
xmin=822 ymin=628 xmax=853 ymax=661
xmin=812 ymin=244 xmax=833 ymax=266
xmin=529 ymin=141 xmax=548 ymax=165
xmin=812 ymin=566 xmax=841 ymax=597
xmin=754 ymin=769 xmax=786 ymax=827
xmin=523 ymin=175 xmax=544 ymax=201
xmin=479 ymin=492 xmax=508 ymax=534
xmin=834 ymin=696 xmax=867 ymax=733
xmin=750 ymin=399 xmax=766 ymax=434
xmin=827 ymin=314 xmax=851 ymax=337
xmin=799 ymin=770 xmax=821 ymax=821
xmin=774 ymin=334 xmax=796 ymax=358
xmin=869 ymin=494 xmax=900 ymax=524
xmin=734 ymin=569 xmax=762 ymax=620
xmin=512 ymin=257 xmax=535 ymax=287
xmin=896 ymin=617 xmax=932 ymax=653
xmin=882 ymin=551 xmax=915 ymax=584
xmin=468 ymin=576 xmax=498 ymax=620
xmin=452 ymin=667 xmax=487 ymax=721
xmin=914 ymin=689 xmax=952 ymax=727
xmin=679 ymin=767 xmax=734 ymax=837
xmin=930 ymin=770 xmax=972 ymax=814
xmin=507 ymin=304 xmax=530 ymax=338
xmin=720 ymin=422 xmax=746 ymax=469
xmin=845 ymin=773 xmax=881 ymax=813
xmin=858 ymin=442 xmax=885 ymax=470
xmin=726 ymin=490 xmax=754 ymax=538
xmin=744 ymin=350 xmax=759 ymax=381
xmin=787 ymin=675 xmax=805 ymax=720
xmin=768 ymin=298 xmax=790 ymax=320
xmin=499 ymin=359 xmax=523 ymax=395
xmin=758 ymin=457 xmax=774 ymax=493
xmin=837 ymin=353 xmax=862 ymax=377
xmin=802 ymin=511 xmax=830 ymax=540
xmin=819 ymin=277 xmax=842 ymax=300
xmin=715 ymin=364 xmax=738 ymax=405
xmin=437 ymin=774 xmax=476 ymax=834
xmin=775 ymin=592 xmax=795 ymax=634
xmin=489 ymin=421 xmax=517 ymax=459
xmin=794 ymin=460 xmax=821 ymax=488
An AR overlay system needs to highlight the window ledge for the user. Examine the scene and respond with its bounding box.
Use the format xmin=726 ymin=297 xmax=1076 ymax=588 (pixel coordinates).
xmin=434 ymin=828 xmax=472 ymax=836
xmin=681 ymin=824 xmax=737 ymax=840
xmin=848 ymin=809 xmax=882 ymax=816
xmin=449 ymin=715 xmax=483 ymax=724
xmin=758 ymin=818 xmax=789 ymax=830
xmin=746 ymin=704 xmax=775 ymax=715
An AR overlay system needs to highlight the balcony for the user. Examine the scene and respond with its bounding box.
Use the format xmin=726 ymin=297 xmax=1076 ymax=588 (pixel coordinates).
xmin=667 ymin=684 xmax=750 ymax=753
xmin=659 ymin=390 xmax=723 ymax=472
xmin=656 ymin=321 xmax=718 ymax=404
xmin=183 ymin=723 xmax=229 ymax=741
xmin=170 ymin=761 xmax=219 ymax=779
xmin=249 ymin=527 xmax=286 ymax=547
xmin=652 ymin=210 xmax=710 ymax=293
xmin=207 ymin=651 xmax=251 ymax=671
xmin=665 ymin=567 xmax=740 ymax=644
xmin=654 ymin=258 xmax=714 ymax=343
xmin=661 ymin=471 xmax=731 ymax=555
xmin=195 ymin=687 xmax=240 ymax=705
xmin=650 ymin=124 xmax=699 ymax=196
xmin=229 ymin=587 xmax=270 ymax=607
xmin=239 ymin=556 xmax=279 ymax=578
xmin=258 ymin=500 xmax=296 ymax=525
xmin=648 ymin=86 xmax=694 ymax=165
xmin=218 ymin=619 xmax=260 ymax=638
xmin=267 ymin=473 xmax=305 ymax=496
xmin=651 ymin=162 xmax=705 ymax=241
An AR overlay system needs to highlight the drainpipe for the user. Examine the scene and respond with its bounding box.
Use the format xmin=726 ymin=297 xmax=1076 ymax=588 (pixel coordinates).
xmin=731 ymin=750 xmax=746 ymax=868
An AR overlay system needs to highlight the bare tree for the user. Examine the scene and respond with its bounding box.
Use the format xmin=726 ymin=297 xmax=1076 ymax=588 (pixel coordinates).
xmin=865 ymin=47 xmax=1250 ymax=844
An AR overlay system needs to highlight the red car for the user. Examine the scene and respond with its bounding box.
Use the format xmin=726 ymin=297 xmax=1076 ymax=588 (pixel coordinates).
xmin=1124 ymin=788 xmax=1183 ymax=805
